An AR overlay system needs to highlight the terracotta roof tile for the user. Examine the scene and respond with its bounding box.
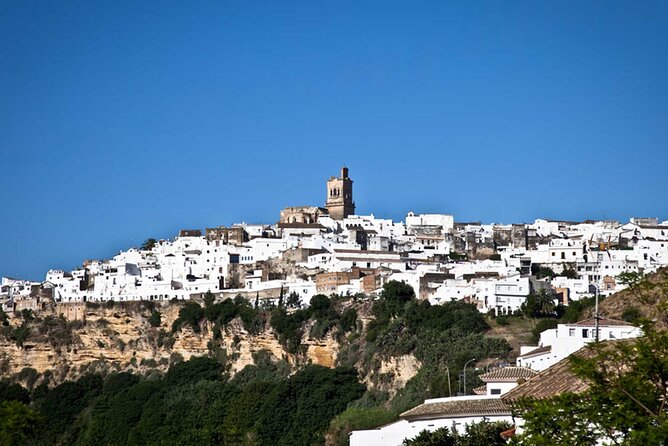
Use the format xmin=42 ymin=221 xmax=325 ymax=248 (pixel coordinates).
xmin=502 ymin=348 xmax=595 ymax=402
xmin=401 ymin=397 xmax=511 ymax=420
xmin=479 ymin=366 xmax=539 ymax=382
xmin=472 ymin=385 xmax=487 ymax=395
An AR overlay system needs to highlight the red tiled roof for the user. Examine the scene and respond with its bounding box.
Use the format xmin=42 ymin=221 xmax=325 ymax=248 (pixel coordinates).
xmin=472 ymin=385 xmax=487 ymax=395
xmin=479 ymin=366 xmax=539 ymax=383
xmin=502 ymin=348 xmax=595 ymax=402
xmin=401 ymin=398 xmax=511 ymax=420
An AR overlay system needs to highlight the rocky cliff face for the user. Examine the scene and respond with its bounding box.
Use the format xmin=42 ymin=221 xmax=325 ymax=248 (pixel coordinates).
xmin=0 ymin=301 xmax=416 ymax=393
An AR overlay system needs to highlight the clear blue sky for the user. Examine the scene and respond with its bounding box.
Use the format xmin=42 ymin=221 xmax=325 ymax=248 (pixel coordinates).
xmin=1 ymin=1 xmax=667 ymax=280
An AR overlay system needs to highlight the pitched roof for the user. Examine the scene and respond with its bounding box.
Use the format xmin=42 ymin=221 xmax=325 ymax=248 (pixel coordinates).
xmin=472 ymin=385 xmax=487 ymax=395
xmin=502 ymin=348 xmax=595 ymax=402
xmin=517 ymin=345 xmax=551 ymax=359
xmin=570 ymin=317 xmax=633 ymax=327
xmin=479 ymin=366 xmax=539 ymax=383
xmin=401 ymin=397 xmax=511 ymax=420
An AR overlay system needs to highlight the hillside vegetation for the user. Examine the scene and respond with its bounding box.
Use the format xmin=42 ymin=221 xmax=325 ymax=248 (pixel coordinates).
xmin=0 ymin=277 xmax=619 ymax=445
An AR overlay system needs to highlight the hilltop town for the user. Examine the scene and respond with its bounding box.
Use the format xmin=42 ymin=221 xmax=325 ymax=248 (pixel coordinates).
xmin=2 ymin=167 xmax=667 ymax=319
xmin=1 ymin=167 xmax=667 ymax=445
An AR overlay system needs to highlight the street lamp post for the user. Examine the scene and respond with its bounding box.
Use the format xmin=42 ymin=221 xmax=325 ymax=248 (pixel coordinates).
xmin=463 ymin=358 xmax=476 ymax=396
xmin=594 ymin=285 xmax=600 ymax=342
xmin=444 ymin=365 xmax=452 ymax=398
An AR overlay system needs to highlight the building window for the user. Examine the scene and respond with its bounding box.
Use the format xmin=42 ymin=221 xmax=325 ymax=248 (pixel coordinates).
xmin=490 ymin=389 xmax=501 ymax=395
xmin=582 ymin=329 xmax=589 ymax=338
xmin=569 ymin=328 xmax=576 ymax=336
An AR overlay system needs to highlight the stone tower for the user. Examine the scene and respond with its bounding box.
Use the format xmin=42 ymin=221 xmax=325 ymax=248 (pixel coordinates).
xmin=325 ymin=167 xmax=355 ymax=220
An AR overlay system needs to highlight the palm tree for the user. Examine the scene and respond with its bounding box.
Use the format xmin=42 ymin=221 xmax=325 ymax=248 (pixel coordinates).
xmin=141 ymin=238 xmax=157 ymax=251
xmin=534 ymin=288 xmax=556 ymax=316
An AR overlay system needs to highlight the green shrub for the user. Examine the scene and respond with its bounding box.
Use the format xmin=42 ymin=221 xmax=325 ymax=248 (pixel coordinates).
xmin=328 ymin=407 xmax=398 ymax=446
xmin=496 ymin=315 xmax=510 ymax=326
xmin=621 ymin=306 xmax=642 ymax=324
xmin=531 ymin=319 xmax=559 ymax=344
xmin=12 ymin=325 xmax=30 ymax=348
xmin=148 ymin=310 xmax=161 ymax=328
xmin=16 ymin=367 xmax=39 ymax=389
xmin=172 ymin=302 xmax=204 ymax=333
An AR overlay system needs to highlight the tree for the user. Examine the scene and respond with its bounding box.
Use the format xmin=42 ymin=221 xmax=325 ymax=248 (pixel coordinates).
xmin=148 ymin=309 xmax=161 ymax=328
xmin=0 ymin=400 xmax=41 ymax=446
xmin=559 ymin=266 xmax=578 ymax=279
xmin=531 ymin=319 xmax=558 ymax=344
xmin=403 ymin=427 xmax=456 ymax=446
xmin=531 ymin=264 xmax=556 ymax=279
xmin=140 ymin=238 xmax=157 ymax=251
xmin=535 ymin=288 xmax=557 ymax=315
xmin=286 ymin=292 xmax=301 ymax=309
xmin=512 ymin=326 xmax=668 ymax=445
xmin=381 ymin=281 xmax=416 ymax=318
xmin=621 ymin=306 xmax=642 ymax=324
xmin=20 ymin=309 xmax=34 ymax=322
xmin=310 ymin=294 xmax=332 ymax=318
xmin=203 ymin=291 xmax=215 ymax=307
xmin=172 ymin=302 xmax=204 ymax=333
xmin=255 ymin=365 xmax=365 ymax=445
xmin=402 ymin=421 xmax=511 ymax=446
xmin=459 ymin=420 xmax=512 ymax=446
xmin=521 ymin=289 xmax=557 ymax=318
xmin=11 ymin=325 xmax=30 ymax=348
xmin=617 ymin=271 xmax=645 ymax=290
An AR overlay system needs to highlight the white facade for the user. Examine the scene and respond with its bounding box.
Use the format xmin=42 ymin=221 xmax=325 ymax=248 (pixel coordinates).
xmin=5 ymin=207 xmax=667 ymax=312
xmin=517 ymin=319 xmax=642 ymax=371
xmin=350 ymin=396 xmax=512 ymax=446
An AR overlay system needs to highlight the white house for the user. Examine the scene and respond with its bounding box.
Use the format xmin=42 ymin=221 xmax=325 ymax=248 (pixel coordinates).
xmin=517 ymin=318 xmax=642 ymax=371
xmin=350 ymin=396 xmax=512 ymax=446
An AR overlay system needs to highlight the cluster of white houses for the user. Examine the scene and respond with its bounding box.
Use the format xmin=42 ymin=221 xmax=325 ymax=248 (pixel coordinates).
xmin=2 ymin=168 xmax=668 ymax=317
xmin=350 ymin=317 xmax=643 ymax=445
xmin=0 ymin=167 xmax=658 ymax=444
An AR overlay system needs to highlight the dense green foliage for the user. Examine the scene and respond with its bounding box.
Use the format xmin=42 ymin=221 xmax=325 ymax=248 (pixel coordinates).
xmin=531 ymin=264 xmax=556 ymax=279
xmin=148 ymin=308 xmax=161 ymax=327
xmin=140 ymin=238 xmax=157 ymax=251
xmin=171 ymin=302 xmax=205 ymax=333
xmin=521 ymin=288 xmax=557 ymax=318
xmin=0 ymin=400 xmax=41 ymax=446
xmin=0 ymin=280 xmax=525 ymax=445
xmin=0 ymin=357 xmax=364 ymax=445
xmin=512 ymin=326 xmax=668 ymax=445
xmin=348 ymin=281 xmax=510 ymax=417
xmin=402 ymin=421 xmax=511 ymax=446
xmin=270 ymin=294 xmax=359 ymax=353
xmin=530 ymin=319 xmax=559 ymax=344
xmin=328 ymin=407 xmax=399 ymax=446
xmin=172 ymin=295 xmax=268 ymax=335
xmin=511 ymin=272 xmax=668 ymax=445
xmin=0 ymin=307 xmax=9 ymax=326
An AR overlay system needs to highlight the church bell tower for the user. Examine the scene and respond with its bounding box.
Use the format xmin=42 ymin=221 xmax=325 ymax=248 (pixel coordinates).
xmin=325 ymin=167 xmax=355 ymax=220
